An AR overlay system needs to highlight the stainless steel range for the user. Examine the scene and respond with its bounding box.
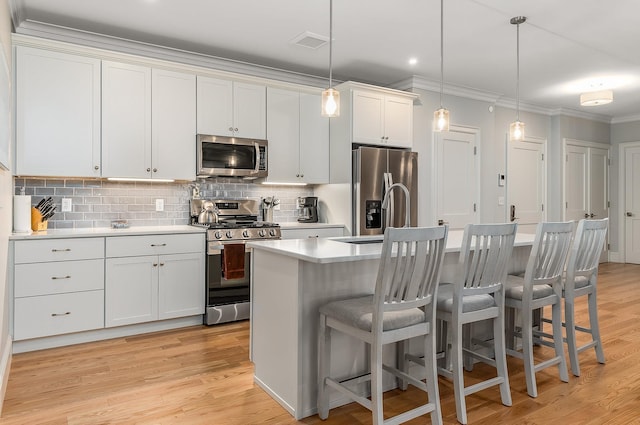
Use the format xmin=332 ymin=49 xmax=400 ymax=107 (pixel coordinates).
xmin=190 ymin=198 xmax=281 ymax=325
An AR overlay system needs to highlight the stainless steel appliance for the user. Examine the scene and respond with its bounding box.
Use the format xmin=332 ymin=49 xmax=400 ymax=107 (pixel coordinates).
xmin=296 ymin=196 xmax=318 ymax=223
xmin=197 ymin=134 xmax=268 ymax=179
xmin=190 ymin=198 xmax=281 ymax=325
xmin=352 ymin=146 xmax=418 ymax=235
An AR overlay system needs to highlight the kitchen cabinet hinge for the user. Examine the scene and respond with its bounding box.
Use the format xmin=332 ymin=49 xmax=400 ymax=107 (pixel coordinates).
xmin=541 ymin=153 xmax=544 ymax=161
xmin=541 ymin=204 xmax=544 ymax=212
xmin=607 ymin=243 xmax=610 ymax=250
xmin=474 ymin=146 xmax=477 ymax=155
xmin=473 ymin=203 xmax=477 ymax=212
xmin=566 ymin=201 xmax=568 ymax=209
xmin=607 ymin=201 xmax=610 ymax=208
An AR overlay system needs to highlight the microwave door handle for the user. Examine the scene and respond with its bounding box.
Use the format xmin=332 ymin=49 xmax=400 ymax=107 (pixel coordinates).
xmin=254 ymin=142 xmax=260 ymax=174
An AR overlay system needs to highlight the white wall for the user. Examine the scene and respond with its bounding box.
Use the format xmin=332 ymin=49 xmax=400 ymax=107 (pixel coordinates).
xmin=0 ymin=0 xmax=12 ymax=413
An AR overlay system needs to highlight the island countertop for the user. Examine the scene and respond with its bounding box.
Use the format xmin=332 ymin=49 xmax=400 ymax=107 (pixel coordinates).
xmin=247 ymin=229 xmax=536 ymax=264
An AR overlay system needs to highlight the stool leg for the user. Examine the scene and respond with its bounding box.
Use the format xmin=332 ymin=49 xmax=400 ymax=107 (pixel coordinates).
xmin=588 ymin=289 xmax=606 ymax=364
xmin=565 ymin=298 xmax=580 ymax=377
xmin=451 ymin=320 xmax=468 ymax=424
xmin=552 ymin=300 xmax=569 ymax=383
xmin=371 ymin=339 xmax=384 ymax=425
xmin=521 ymin=307 xmax=537 ymax=398
xmin=493 ymin=308 xmax=512 ymax=406
xmin=317 ymin=313 xmax=330 ymax=420
xmin=425 ymin=329 xmax=443 ymax=425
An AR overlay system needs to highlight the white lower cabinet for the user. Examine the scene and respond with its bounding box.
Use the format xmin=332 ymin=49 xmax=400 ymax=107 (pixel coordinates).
xmin=105 ymin=234 xmax=205 ymax=327
xmin=13 ymin=237 xmax=106 ymax=341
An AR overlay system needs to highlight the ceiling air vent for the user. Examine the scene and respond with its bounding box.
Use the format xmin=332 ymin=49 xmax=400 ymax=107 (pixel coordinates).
xmin=290 ymin=31 xmax=328 ymax=49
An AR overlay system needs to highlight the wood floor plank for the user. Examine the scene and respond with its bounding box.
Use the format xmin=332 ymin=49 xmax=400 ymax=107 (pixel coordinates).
xmin=1 ymin=262 xmax=638 ymax=424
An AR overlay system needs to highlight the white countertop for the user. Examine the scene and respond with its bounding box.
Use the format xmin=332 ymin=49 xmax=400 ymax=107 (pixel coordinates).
xmin=9 ymin=225 xmax=206 ymax=240
xmin=248 ymin=230 xmax=536 ymax=264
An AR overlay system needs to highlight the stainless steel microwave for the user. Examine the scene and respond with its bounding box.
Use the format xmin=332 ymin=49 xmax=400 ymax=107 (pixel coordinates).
xmin=197 ymin=134 xmax=268 ymax=178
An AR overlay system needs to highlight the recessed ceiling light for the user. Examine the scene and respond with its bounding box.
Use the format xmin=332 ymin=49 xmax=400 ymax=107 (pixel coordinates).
xmin=290 ymin=31 xmax=328 ymax=50
xmin=408 ymin=57 xmax=418 ymax=66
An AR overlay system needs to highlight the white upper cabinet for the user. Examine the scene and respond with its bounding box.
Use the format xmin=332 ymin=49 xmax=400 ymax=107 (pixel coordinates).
xmin=151 ymin=69 xmax=197 ymax=181
xmin=102 ymin=61 xmax=152 ymax=179
xmin=352 ymin=90 xmax=413 ymax=148
xmin=266 ymin=87 xmax=329 ymax=184
xmin=15 ymin=47 xmax=101 ymax=177
xmin=197 ymin=76 xmax=266 ymax=139
xmin=102 ymin=61 xmax=196 ymax=180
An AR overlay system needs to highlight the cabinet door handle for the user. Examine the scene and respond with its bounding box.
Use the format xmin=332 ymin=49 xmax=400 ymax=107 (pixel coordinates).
xmin=153 ymin=168 xmax=157 ymax=173
xmin=234 ymin=127 xmax=239 ymax=132
xmin=150 ymin=243 xmax=167 ymax=247
xmin=159 ymin=262 xmax=165 ymax=266
xmin=51 ymin=275 xmax=71 ymax=280
xmin=147 ymin=167 xmax=151 ymax=172
xmin=94 ymin=165 xmax=99 ymax=170
xmin=153 ymin=263 xmax=158 ymax=267
xmin=228 ymin=127 xmax=234 ymax=132
xmin=627 ymin=212 xmax=634 ymax=217
xmin=51 ymin=248 xmax=71 ymax=252
xmin=51 ymin=312 xmax=71 ymax=317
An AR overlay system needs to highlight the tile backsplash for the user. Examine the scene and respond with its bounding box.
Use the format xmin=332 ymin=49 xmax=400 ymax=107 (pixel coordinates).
xmin=14 ymin=177 xmax=314 ymax=229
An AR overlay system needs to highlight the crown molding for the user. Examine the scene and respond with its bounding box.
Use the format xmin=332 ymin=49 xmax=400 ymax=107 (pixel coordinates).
xmin=392 ymin=76 xmax=502 ymax=104
xmin=12 ymin=19 xmax=329 ymax=89
xmin=611 ymin=114 xmax=640 ymax=124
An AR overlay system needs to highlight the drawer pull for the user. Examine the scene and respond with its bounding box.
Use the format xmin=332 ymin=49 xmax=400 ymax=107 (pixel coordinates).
xmin=51 ymin=248 xmax=72 ymax=252
xmin=153 ymin=263 xmax=158 ymax=267
xmin=159 ymin=262 xmax=165 ymax=266
xmin=51 ymin=275 xmax=71 ymax=280
xmin=150 ymin=243 xmax=167 ymax=247
xmin=51 ymin=312 xmax=71 ymax=317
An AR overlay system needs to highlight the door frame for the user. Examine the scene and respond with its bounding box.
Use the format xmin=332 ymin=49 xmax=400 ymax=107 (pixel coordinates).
xmin=430 ymin=124 xmax=481 ymax=227
xmin=617 ymin=141 xmax=640 ymax=263
xmin=505 ymin=134 xmax=548 ymax=227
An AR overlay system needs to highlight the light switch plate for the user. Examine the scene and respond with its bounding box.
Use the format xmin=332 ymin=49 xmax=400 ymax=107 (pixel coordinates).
xmin=155 ymin=199 xmax=164 ymax=212
xmin=61 ymin=198 xmax=72 ymax=212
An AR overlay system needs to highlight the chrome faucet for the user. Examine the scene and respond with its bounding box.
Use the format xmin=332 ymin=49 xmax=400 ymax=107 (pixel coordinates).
xmin=381 ymin=182 xmax=411 ymax=228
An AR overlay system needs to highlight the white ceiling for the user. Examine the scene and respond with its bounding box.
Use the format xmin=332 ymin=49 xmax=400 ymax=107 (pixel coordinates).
xmin=10 ymin=0 xmax=640 ymax=121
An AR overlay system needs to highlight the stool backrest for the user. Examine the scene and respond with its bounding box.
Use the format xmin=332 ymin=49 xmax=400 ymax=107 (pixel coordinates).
xmin=457 ymin=223 xmax=518 ymax=297
xmin=374 ymin=226 xmax=448 ymax=316
xmin=567 ymin=218 xmax=608 ymax=281
xmin=525 ymin=221 xmax=575 ymax=287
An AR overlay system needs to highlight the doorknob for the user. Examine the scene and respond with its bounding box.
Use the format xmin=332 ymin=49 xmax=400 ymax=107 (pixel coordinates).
xmin=590 ymin=213 xmax=596 ymax=218
xmin=627 ymin=212 xmax=634 ymax=217
xmin=584 ymin=213 xmax=590 ymax=218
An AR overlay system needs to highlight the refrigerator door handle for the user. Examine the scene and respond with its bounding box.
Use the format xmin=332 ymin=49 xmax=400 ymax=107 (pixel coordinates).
xmin=383 ymin=172 xmax=395 ymax=230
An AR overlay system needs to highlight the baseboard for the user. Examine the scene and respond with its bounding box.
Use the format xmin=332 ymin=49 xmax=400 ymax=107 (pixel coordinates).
xmin=608 ymin=251 xmax=622 ymax=263
xmin=0 ymin=335 xmax=12 ymax=415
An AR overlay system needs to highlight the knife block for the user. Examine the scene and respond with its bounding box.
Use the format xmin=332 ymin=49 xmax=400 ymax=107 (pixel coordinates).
xmin=31 ymin=207 xmax=48 ymax=232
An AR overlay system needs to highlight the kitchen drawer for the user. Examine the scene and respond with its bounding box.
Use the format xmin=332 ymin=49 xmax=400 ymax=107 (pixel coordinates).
xmin=14 ymin=259 xmax=104 ymax=298
xmin=14 ymin=290 xmax=105 ymax=340
xmin=280 ymin=227 xmax=344 ymax=240
xmin=106 ymin=233 xmax=204 ymax=258
xmin=14 ymin=237 xmax=104 ymax=264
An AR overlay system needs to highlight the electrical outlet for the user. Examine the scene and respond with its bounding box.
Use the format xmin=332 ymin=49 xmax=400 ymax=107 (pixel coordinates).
xmin=155 ymin=199 xmax=164 ymax=212
xmin=274 ymin=203 xmax=281 ymax=210
xmin=61 ymin=198 xmax=72 ymax=212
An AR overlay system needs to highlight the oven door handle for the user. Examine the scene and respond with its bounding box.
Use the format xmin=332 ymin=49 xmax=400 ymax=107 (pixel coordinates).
xmin=208 ymin=243 xmax=251 ymax=256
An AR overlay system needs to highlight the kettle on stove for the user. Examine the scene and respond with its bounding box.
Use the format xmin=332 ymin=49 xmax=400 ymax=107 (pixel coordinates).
xmin=198 ymin=201 xmax=219 ymax=224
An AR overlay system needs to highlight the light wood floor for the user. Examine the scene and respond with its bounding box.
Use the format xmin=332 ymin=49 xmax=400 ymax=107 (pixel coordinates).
xmin=1 ymin=262 xmax=639 ymax=425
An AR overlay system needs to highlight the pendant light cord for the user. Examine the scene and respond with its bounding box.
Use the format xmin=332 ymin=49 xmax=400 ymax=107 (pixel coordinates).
xmin=329 ymin=0 xmax=333 ymax=89
xmin=439 ymin=0 xmax=444 ymax=108
xmin=516 ymin=20 xmax=520 ymax=121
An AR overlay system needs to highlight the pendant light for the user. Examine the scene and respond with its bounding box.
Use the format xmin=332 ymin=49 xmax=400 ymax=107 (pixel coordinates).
xmin=433 ymin=0 xmax=449 ymax=132
xmin=509 ymin=16 xmax=526 ymax=142
xmin=321 ymin=0 xmax=340 ymax=117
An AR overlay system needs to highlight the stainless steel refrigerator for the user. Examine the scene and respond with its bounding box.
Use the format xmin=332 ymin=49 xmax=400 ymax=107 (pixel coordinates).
xmin=352 ymin=146 xmax=418 ymax=235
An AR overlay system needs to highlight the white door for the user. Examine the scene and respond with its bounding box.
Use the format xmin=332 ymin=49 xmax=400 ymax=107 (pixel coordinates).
xmin=564 ymin=144 xmax=589 ymax=221
xmin=158 ymin=253 xmax=205 ymax=320
xmin=624 ymin=145 xmax=640 ymax=264
xmin=383 ymin=95 xmax=413 ymax=148
xmin=434 ymin=129 xmax=478 ymax=229
xmin=151 ymin=69 xmax=196 ymax=181
xmin=233 ymin=82 xmax=266 ymax=139
xmin=196 ymin=76 xmax=234 ymax=136
xmin=105 ymin=256 xmax=158 ymax=327
xmin=589 ymin=147 xmax=609 ymax=221
xmin=102 ymin=61 xmax=152 ymax=178
xmin=507 ymin=138 xmax=546 ymax=233
xmin=266 ymin=87 xmax=300 ymax=183
xmin=352 ymin=90 xmax=385 ymax=145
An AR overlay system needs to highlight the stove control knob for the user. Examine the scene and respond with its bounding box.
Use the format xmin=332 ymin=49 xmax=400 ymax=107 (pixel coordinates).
xmin=242 ymin=230 xmax=250 ymax=238
xmin=226 ymin=231 xmax=234 ymax=239
xmin=269 ymin=229 xmax=278 ymax=237
xmin=258 ymin=229 xmax=267 ymax=237
xmin=214 ymin=231 xmax=222 ymax=239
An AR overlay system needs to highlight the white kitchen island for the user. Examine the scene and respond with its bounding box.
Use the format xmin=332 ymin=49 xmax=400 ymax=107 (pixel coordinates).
xmin=248 ymin=230 xmax=535 ymax=419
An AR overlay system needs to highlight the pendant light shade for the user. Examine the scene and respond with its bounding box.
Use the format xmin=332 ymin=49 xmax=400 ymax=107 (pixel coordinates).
xmin=321 ymin=0 xmax=340 ymax=117
xmin=433 ymin=0 xmax=449 ymax=132
xmin=509 ymin=16 xmax=526 ymax=142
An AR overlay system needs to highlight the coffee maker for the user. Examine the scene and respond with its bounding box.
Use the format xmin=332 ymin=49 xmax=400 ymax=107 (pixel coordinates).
xmin=296 ymin=197 xmax=318 ymax=223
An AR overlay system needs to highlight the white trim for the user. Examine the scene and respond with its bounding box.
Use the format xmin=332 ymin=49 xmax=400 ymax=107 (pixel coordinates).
xmin=393 ymin=75 xmax=500 ymax=104
xmin=12 ymin=315 xmax=203 ymax=353
xmin=611 ymin=114 xmax=640 ymax=124
xmin=0 ymin=335 xmax=12 ymax=414
xmin=617 ymin=141 xmax=640 ymax=264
